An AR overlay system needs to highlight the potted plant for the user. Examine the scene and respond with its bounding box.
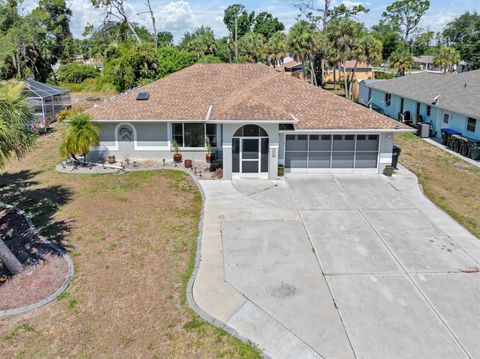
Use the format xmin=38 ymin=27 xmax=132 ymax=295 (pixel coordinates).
xmin=172 ymin=139 xmax=182 ymax=163
xmin=205 ymin=137 xmax=212 ymax=163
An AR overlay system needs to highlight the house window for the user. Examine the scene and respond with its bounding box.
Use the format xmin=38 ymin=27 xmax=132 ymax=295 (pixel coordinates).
xmin=467 ymin=117 xmax=477 ymax=132
xmin=206 ymin=124 xmax=217 ymax=147
xmin=400 ymin=98 xmax=404 ymax=113
xmin=172 ymin=123 xmax=215 ymax=148
xmin=385 ymin=93 xmax=391 ymax=105
xmin=416 ymin=102 xmax=421 ymax=115
xmin=172 ymin=123 xmax=183 ymax=147
xmin=426 ymin=105 xmax=431 ymax=116
xmin=119 ymin=126 xmax=133 ymax=141
xmin=443 ymin=113 xmax=450 ymax=124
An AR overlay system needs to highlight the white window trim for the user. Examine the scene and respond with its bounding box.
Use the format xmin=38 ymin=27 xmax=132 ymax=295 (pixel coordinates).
xmin=443 ymin=112 xmax=451 ymax=124
xmin=106 ymin=122 xmax=170 ymax=151
xmin=466 ymin=117 xmax=477 ymax=133
xmin=170 ymin=122 xmax=217 ymax=151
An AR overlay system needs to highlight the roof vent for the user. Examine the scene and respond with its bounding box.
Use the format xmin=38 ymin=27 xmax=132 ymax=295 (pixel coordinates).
xmin=136 ymin=92 xmax=150 ymax=101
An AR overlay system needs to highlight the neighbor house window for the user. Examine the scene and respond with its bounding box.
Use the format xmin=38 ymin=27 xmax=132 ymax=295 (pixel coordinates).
xmin=443 ymin=113 xmax=450 ymax=124
xmin=426 ymin=105 xmax=431 ymax=116
xmin=385 ymin=93 xmax=391 ymax=104
xmin=467 ymin=117 xmax=477 ymax=132
xmin=416 ymin=102 xmax=421 ymax=115
xmin=172 ymin=123 xmax=216 ymax=148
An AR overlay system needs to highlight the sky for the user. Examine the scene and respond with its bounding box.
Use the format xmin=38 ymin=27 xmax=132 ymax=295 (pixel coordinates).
xmin=21 ymin=0 xmax=480 ymax=42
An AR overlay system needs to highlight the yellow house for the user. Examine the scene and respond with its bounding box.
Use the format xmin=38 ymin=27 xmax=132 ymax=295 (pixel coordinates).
xmin=325 ymin=61 xmax=374 ymax=83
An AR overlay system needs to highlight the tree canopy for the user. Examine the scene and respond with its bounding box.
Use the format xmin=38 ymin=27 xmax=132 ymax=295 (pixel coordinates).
xmin=382 ymin=0 xmax=430 ymax=42
xmin=443 ymin=12 xmax=480 ymax=69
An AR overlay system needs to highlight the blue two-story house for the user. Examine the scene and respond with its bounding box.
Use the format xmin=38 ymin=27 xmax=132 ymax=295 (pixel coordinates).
xmin=367 ymin=70 xmax=480 ymax=141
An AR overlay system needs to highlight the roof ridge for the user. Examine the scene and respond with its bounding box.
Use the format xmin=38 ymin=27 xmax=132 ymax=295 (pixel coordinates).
xmin=210 ymin=66 xmax=278 ymax=116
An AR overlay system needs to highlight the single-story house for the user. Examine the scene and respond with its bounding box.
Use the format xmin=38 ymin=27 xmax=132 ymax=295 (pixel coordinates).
xmin=325 ymin=61 xmax=374 ymax=83
xmin=412 ymin=55 xmax=442 ymax=72
xmin=23 ymin=79 xmax=71 ymax=131
xmin=86 ymin=63 xmax=411 ymax=179
xmin=358 ymin=79 xmax=384 ymax=106
xmin=281 ymin=60 xmax=304 ymax=80
xmin=366 ymin=70 xmax=480 ymax=141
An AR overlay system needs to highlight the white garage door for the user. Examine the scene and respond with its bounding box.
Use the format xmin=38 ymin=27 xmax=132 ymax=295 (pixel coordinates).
xmin=285 ymin=134 xmax=379 ymax=170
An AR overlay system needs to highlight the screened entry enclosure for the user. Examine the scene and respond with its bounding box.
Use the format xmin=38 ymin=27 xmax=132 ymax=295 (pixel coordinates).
xmin=23 ymin=79 xmax=71 ymax=131
xmin=285 ymin=134 xmax=380 ymax=171
xmin=232 ymin=125 xmax=269 ymax=176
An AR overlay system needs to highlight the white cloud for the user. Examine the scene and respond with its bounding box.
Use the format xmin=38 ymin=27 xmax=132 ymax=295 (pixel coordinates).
xmin=419 ymin=11 xmax=457 ymax=32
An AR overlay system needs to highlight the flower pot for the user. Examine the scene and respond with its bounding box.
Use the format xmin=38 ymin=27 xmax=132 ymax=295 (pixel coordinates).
xmin=206 ymin=153 xmax=212 ymax=163
xmin=184 ymin=159 xmax=193 ymax=168
xmin=173 ymin=153 xmax=182 ymax=163
xmin=107 ymin=155 xmax=116 ymax=164
xmin=383 ymin=165 xmax=394 ymax=177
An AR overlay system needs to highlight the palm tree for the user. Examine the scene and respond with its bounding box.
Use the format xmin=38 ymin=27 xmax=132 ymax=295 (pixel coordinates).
xmin=0 ymin=81 xmax=36 ymax=167
xmin=60 ymin=113 xmax=100 ymax=164
xmin=326 ymin=18 xmax=357 ymax=95
xmin=389 ymin=48 xmax=413 ymax=76
xmin=346 ymin=35 xmax=383 ymax=99
xmin=237 ymin=32 xmax=266 ymax=63
xmin=184 ymin=26 xmax=218 ymax=57
xmin=434 ymin=47 xmax=461 ymax=74
xmin=288 ymin=21 xmax=324 ymax=85
xmin=265 ymin=32 xmax=287 ymax=68
xmin=0 ymin=80 xmax=37 ymax=275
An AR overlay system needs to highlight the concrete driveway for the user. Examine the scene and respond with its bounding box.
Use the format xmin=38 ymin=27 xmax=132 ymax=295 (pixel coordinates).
xmin=192 ymin=168 xmax=480 ymax=359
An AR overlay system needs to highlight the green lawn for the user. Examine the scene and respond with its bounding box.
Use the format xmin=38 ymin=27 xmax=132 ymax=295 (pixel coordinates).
xmin=395 ymin=132 xmax=480 ymax=239
xmin=0 ymin=127 xmax=260 ymax=359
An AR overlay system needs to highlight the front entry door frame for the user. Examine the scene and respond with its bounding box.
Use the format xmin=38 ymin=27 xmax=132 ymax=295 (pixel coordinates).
xmin=234 ymin=136 xmax=268 ymax=178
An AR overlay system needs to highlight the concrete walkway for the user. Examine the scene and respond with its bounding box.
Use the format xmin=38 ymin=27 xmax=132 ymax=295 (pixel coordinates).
xmin=191 ymin=168 xmax=480 ymax=359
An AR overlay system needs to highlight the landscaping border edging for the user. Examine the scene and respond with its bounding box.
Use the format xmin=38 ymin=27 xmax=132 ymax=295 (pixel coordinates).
xmin=0 ymin=204 xmax=75 ymax=318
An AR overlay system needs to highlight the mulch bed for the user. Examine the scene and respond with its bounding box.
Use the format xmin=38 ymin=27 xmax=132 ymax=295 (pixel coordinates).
xmin=0 ymin=207 xmax=69 ymax=311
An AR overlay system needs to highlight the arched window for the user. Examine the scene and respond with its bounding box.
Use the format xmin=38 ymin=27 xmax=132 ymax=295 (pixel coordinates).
xmin=119 ymin=126 xmax=133 ymax=141
xmin=233 ymin=124 xmax=268 ymax=137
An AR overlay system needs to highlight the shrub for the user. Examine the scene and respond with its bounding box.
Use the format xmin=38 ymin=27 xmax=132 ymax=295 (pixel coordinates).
xmin=58 ymin=63 xmax=100 ymax=84
xmin=57 ymin=107 xmax=84 ymax=122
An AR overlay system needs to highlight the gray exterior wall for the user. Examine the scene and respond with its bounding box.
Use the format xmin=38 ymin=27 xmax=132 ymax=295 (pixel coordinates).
xmin=89 ymin=120 xmax=394 ymax=177
xmin=89 ymin=121 xmax=207 ymax=163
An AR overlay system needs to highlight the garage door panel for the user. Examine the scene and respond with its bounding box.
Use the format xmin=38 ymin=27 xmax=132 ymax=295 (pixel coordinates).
xmin=332 ymin=152 xmax=355 ymax=168
xmin=285 ymin=151 xmax=307 ymax=168
xmin=309 ymin=135 xmax=331 ymax=151
xmin=285 ymin=134 xmax=379 ymax=171
xmin=308 ymin=152 xmax=331 ymax=168
xmin=355 ymin=151 xmax=378 ymax=168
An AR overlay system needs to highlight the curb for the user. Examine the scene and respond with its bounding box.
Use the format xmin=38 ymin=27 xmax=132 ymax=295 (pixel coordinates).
xmin=0 ymin=205 xmax=75 ymax=318
xmin=183 ymin=173 xmax=261 ymax=353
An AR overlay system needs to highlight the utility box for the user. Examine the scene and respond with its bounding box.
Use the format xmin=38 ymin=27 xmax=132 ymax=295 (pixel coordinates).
xmin=417 ymin=123 xmax=430 ymax=138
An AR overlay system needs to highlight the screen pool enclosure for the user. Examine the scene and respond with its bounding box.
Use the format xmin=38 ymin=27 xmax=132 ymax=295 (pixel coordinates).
xmin=23 ymin=79 xmax=71 ymax=131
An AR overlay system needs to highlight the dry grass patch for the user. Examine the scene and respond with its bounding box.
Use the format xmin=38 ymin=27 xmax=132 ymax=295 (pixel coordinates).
xmin=0 ymin=128 xmax=260 ymax=358
xmin=395 ymin=132 xmax=480 ymax=238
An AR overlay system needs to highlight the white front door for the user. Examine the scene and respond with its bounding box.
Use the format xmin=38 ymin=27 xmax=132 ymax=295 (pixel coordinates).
xmin=440 ymin=112 xmax=450 ymax=130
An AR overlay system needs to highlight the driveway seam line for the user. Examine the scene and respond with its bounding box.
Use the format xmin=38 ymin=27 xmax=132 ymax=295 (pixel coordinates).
xmin=285 ymin=176 xmax=358 ymax=359
xmin=383 ymin=175 xmax=480 ymax=269
xmin=333 ymin=176 xmax=474 ymax=359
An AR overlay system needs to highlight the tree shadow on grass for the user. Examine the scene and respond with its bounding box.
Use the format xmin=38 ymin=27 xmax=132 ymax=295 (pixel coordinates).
xmin=0 ymin=170 xmax=73 ymax=252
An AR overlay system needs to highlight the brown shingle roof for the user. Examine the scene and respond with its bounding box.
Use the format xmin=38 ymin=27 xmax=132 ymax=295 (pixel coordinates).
xmin=87 ymin=63 xmax=409 ymax=130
